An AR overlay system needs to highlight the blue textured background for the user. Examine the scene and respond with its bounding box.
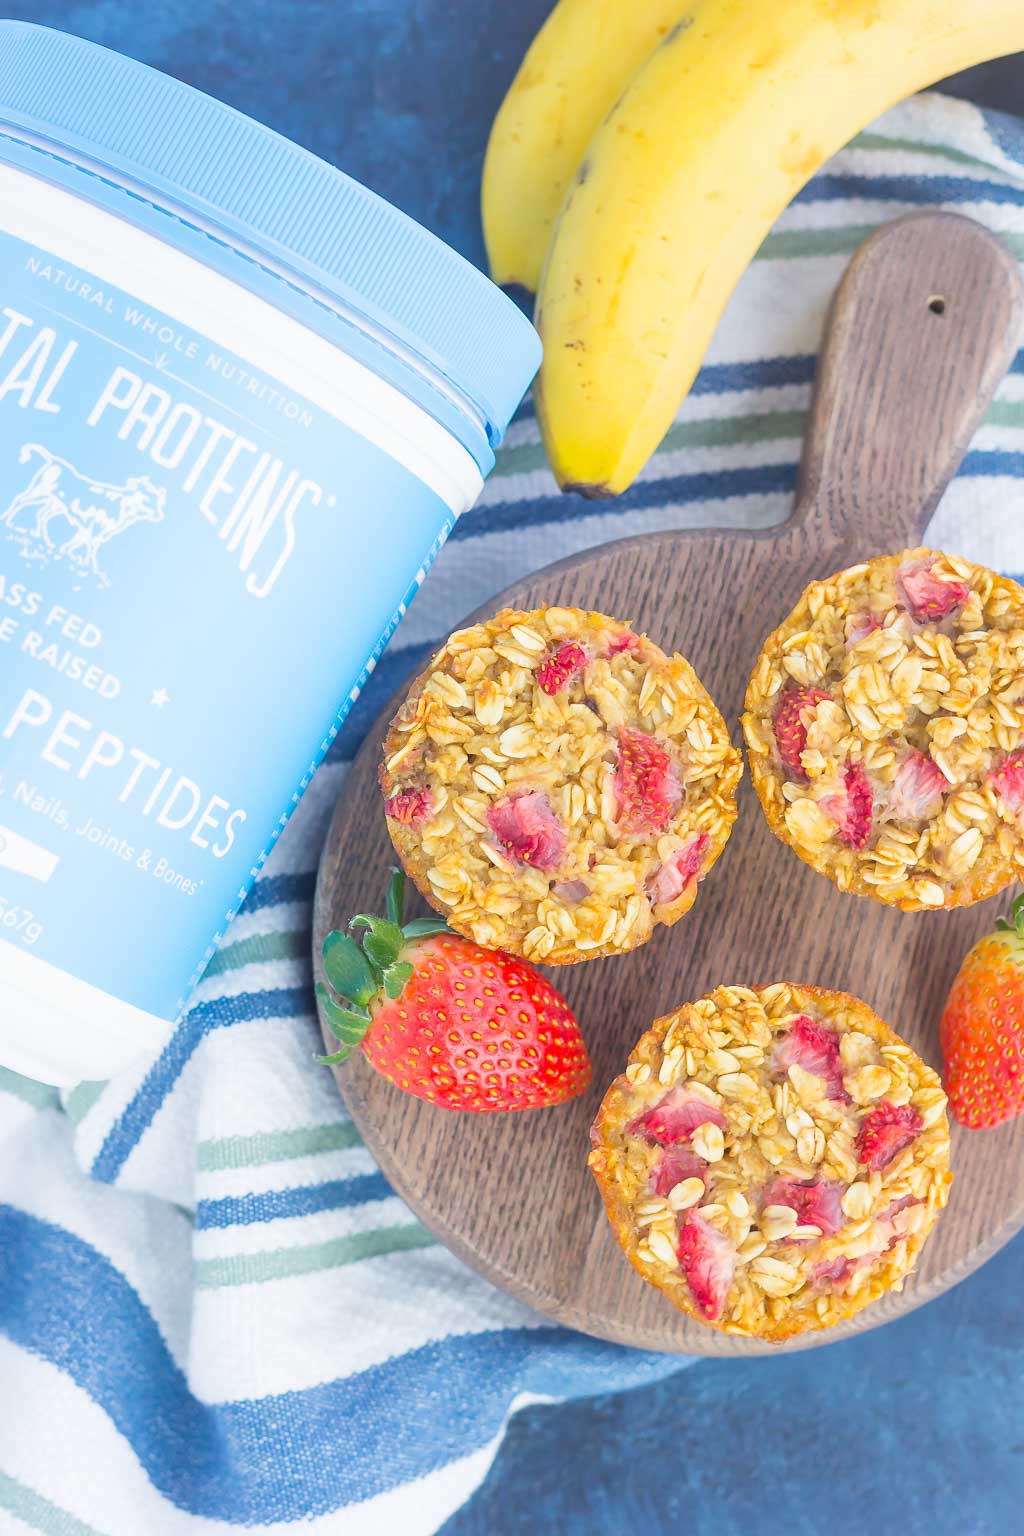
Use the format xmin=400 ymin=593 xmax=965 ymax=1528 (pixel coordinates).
xmin=8 ymin=2 xmax=1024 ymax=1531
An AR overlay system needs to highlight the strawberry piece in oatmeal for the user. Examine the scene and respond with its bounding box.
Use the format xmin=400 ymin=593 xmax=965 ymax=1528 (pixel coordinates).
xmin=628 ymin=1086 xmax=727 ymax=1147
xmin=988 ymin=751 xmax=1024 ymax=817
xmin=889 ymin=749 xmax=946 ymax=821
xmin=773 ymin=686 xmax=829 ymax=779
xmin=845 ymin=611 xmax=881 ymax=647
xmin=773 ymin=1014 xmax=848 ymax=1101
xmin=763 ymin=1176 xmax=844 ymax=1237
xmin=820 ymin=763 xmax=873 ymax=849
xmin=898 ymin=559 xmax=970 ymax=622
xmin=606 ymin=629 xmax=641 ymax=656
xmin=487 ymin=791 xmax=566 ymax=871
xmin=646 ymin=832 xmax=710 ymax=908
xmin=614 ymin=728 xmax=683 ymax=835
xmin=384 ymin=785 xmax=434 ymax=826
xmin=536 ymin=641 xmax=587 ymax=695
xmin=879 ymin=1193 xmax=922 ymax=1249
xmin=856 ymin=1102 xmax=923 ymax=1170
xmin=650 ymin=1144 xmax=707 ymax=1197
xmin=811 ymin=1254 xmax=856 ymax=1288
xmin=676 ymin=1211 xmax=736 ymax=1321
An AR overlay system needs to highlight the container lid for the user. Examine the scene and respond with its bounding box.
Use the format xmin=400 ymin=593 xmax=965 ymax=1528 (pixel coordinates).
xmin=0 ymin=21 xmax=540 ymax=444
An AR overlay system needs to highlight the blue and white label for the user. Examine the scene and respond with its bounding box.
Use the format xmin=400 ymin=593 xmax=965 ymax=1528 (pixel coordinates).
xmin=0 ymin=198 xmax=469 ymax=1023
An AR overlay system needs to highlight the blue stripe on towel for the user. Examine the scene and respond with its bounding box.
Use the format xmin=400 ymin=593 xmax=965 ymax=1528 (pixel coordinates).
xmin=0 ymin=1206 xmax=682 ymax=1519
xmin=451 ymin=463 xmax=800 ymax=542
xmin=796 ymin=170 xmax=1024 ymax=208
xmin=195 ymin=1175 xmax=393 ymax=1229
xmin=241 ymin=873 xmax=316 ymax=916
xmin=960 ymin=448 xmax=1024 ymax=478
xmin=91 ymin=988 xmax=315 ymax=1185
xmin=513 ymin=355 xmax=819 ymax=423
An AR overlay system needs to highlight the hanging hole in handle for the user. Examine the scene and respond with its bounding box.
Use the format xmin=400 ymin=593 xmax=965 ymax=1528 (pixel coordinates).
xmin=928 ymin=295 xmax=946 ymax=315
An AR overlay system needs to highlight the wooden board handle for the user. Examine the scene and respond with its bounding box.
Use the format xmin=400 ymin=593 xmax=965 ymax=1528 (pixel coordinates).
xmin=793 ymin=212 xmax=1024 ymax=553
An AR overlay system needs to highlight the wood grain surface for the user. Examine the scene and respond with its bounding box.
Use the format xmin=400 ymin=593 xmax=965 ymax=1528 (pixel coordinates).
xmin=315 ymin=213 xmax=1024 ymax=1355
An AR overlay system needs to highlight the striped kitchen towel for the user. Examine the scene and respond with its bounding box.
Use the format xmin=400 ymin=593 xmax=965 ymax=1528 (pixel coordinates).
xmin=2 ymin=90 xmax=1024 ymax=1536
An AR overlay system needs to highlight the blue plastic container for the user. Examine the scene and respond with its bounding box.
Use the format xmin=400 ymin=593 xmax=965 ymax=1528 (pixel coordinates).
xmin=0 ymin=21 xmax=540 ymax=1083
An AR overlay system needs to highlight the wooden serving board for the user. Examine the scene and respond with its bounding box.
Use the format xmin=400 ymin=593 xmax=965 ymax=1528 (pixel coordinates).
xmin=315 ymin=213 xmax=1024 ymax=1355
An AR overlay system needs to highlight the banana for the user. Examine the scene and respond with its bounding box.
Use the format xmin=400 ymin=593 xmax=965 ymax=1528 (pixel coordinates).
xmin=534 ymin=0 xmax=1024 ymax=498
xmin=482 ymin=0 xmax=689 ymax=291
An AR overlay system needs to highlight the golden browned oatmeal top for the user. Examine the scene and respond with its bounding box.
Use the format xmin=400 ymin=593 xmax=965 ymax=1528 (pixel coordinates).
xmin=380 ymin=606 xmax=741 ymax=962
xmin=743 ymin=549 xmax=1024 ymax=910
xmin=589 ymin=984 xmax=951 ymax=1341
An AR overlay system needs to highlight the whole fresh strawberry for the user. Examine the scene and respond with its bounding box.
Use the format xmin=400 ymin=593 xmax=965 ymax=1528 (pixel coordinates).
xmin=940 ymin=891 xmax=1024 ymax=1129
xmin=316 ymin=869 xmax=591 ymax=1111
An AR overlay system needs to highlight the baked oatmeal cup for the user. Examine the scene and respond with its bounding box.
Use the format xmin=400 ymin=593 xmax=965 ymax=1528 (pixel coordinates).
xmin=743 ymin=549 xmax=1024 ymax=909
xmin=589 ymin=984 xmax=951 ymax=1342
xmin=380 ymin=607 xmax=742 ymax=962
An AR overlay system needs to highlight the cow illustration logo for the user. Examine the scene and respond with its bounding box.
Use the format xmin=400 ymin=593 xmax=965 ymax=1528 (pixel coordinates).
xmin=1 ymin=443 xmax=166 ymax=587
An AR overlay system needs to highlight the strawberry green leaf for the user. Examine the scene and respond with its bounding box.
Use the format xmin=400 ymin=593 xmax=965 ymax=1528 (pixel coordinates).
xmin=316 ymin=984 xmax=370 ymax=1045
xmin=996 ymin=890 xmax=1024 ymax=937
xmin=383 ymin=961 xmax=414 ymax=1000
xmin=386 ymin=868 xmax=406 ymax=927
xmin=361 ymin=927 xmax=401 ymax=968
xmin=322 ymin=932 xmax=376 ymax=1006
xmin=325 ymin=1014 xmax=369 ymax=1046
xmin=375 ymin=919 xmax=406 ymax=950
xmin=316 ymin=1045 xmax=353 ymax=1066
xmin=402 ymin=917 xmax=450 ymax=938
xmin=346 ymin=914 xmax=401 ymax=970
xmin=350 ymin=916 xmax=404 ymax=944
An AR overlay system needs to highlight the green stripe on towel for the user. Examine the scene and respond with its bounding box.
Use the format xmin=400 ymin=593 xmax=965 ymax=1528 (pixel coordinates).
xmin=64 ymin=1081 xmax=107 ymax=1127
xmin=0 ymin=1472 xmax=107 ymax=1536
xmin=197 ymin=1121 xmax=363 ymax=1172
xmin=202 ymin=928 xmax=309 ymax=979
xmin=495 ymin=408 xmax=808 ymax=478
xmin=760 ymin=225 xmax=1024 ymax=261
xmin=0 ymin=1068 xmax=60 ymax=1113
xmin=195 ymin=1223 xmax=435 ymax=1288
xmin=852 ymin=131 xmax=1015 ymax=175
